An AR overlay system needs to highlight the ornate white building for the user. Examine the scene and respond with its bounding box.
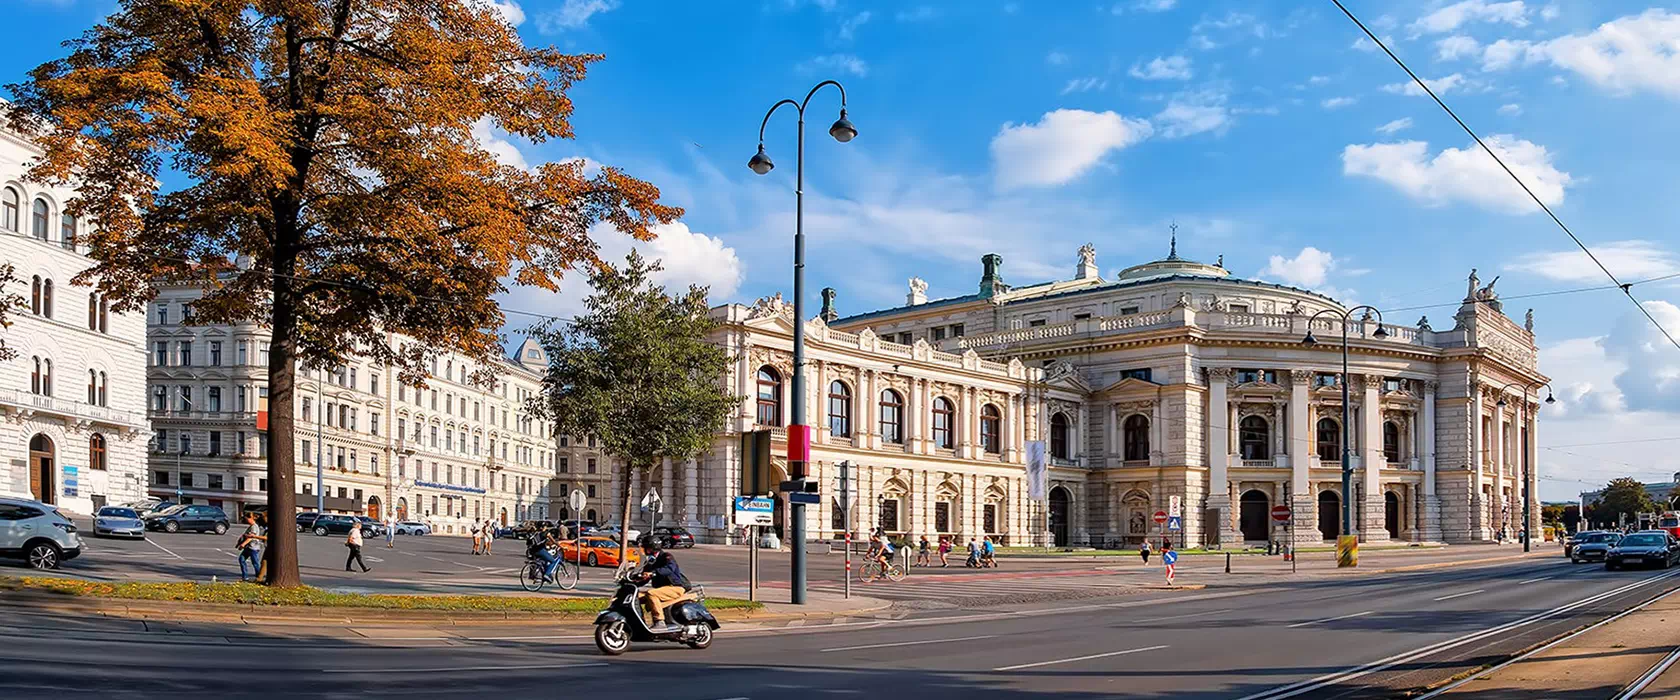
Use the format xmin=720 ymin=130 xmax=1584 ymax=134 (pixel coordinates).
xmin=146 ymin=278 xmax=558 ymax=534
xmin=1 ymin=128 xmax=150 ymax=513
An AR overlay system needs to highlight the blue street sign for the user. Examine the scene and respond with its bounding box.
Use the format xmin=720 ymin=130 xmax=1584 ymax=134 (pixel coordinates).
xmin=1163 ymin=550 xmax=1178 ymax=566
xmin=1166 ymin=515 xmax=1183 ymax=532
xmin=732 ymin=496 xmax=774 ymax=527
xmin=788 ymin=492 xmax=820 ymax=505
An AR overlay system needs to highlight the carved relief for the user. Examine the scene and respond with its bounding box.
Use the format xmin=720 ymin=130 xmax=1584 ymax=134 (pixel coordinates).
xmin=1361 ymin=374 xmax=1384 ymax=389
xmin=746 ymin=293 xmax=792 ymax=320
xmin=1290 ymin=369 xmax=1315 ymax=385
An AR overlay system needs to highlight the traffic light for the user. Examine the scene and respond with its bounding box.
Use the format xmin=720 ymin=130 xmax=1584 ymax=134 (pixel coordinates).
xmin=740 ymin=429 xmax=773 ymax=496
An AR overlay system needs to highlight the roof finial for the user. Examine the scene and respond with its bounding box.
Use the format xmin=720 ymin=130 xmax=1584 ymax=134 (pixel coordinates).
xmin=1167 ymin=220 xmax=1180 ymax=261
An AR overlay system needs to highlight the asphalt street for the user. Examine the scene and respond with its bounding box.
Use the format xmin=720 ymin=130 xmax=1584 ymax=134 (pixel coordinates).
xmin=1 ymin=551 xmax=1669 ymax=699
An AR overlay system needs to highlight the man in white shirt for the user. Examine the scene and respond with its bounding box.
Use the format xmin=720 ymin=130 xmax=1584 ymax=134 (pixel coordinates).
xmin=345 ymin=523 xmax=370 ymax=573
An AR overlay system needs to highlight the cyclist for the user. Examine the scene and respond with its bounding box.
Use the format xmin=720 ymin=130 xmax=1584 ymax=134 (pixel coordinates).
xmin=867 ymin=528 xmax=893 ymax=576
xmin=528 ymin=526 xmax=566 ymax=582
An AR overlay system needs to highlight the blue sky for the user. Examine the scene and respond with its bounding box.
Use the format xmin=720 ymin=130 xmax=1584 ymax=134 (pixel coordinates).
xmin=8 ymin=0 xmax=1680 ymax=500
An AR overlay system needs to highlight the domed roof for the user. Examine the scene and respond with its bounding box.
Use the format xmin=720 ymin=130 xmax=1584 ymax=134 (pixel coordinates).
xmin=1115 ymin=228 xmax=1230 ymax=282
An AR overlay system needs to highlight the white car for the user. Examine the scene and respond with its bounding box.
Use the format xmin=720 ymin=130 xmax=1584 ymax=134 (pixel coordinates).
xmin=393 ymin=521 xmax=432 ymax=536
xmin=595 ymin=525 xmax=642 ymax=543
xmin=93 ymin=506 xmax=147 ymax=539
xmin=0 ymin=497 xmax=84 ymax=570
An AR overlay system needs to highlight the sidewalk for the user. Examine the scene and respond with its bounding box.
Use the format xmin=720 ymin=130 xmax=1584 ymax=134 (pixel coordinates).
xmin=1434 ymin=586 xmax=1680 ymax=698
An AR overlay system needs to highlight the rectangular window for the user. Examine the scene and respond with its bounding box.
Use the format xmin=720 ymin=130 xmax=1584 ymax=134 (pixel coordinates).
xmin=398 ymin=384 xmax=407 ymax=402
xmin=152 ymin=386 xmax=167 ymax=412
xmin=208 ymin=431 xmax=221 ymax=455
xmin=587 ymin=485 xmax=596 ymax=498
xmin=178 ymin=341 xmax=192 ymax=366
xmin=237 ymin=476 xmax=246 ymax=492
xmin=258 ymin=342 xmax=269 ymax=366
xmin=208 ymin=387 xmax=221 ymax=412
xmin=370 ymin=413 xmax=380 ymax=436
xmin=935 ymin=501 xmax=950 ymax=532
xmin=178 ymin=433 xmax=191 ymax=455
xmin=339 ymin=404 xmax=349 ymax=428
xmin=1120 ymin=368 xmax=1153 ymax=382
xmin=237 ymin=340 xmax=248 ymax=365
xmin=258 ymin=434 xmax=268 ymax=458
xmin=880 ymin=499 xmax=900 ymax=532
xmin=1073 ymin=313 xmax=1091 ymax=320
xmin=349 ymin=449 xmax=358 ymax=471
xmin=587 ymin=458 xmax=597 ymax=474
xmin=259 ymin=478 xmax=267 ymax=491
xmin=154 ymin=342 xmax=168 ymax=367
xmin=559 ymin=457 xmax=569 ymax=473
xmin=336 ymin=446 xmax=346 ymax=469
xmin=353 ymin=488 xmax=363 ymax=502
xmin=208 ymin=474 xmax=223 ymax=490
xmin=1120 ymin=306 xmax=1140 ymax=316
xmin=951 ymin=323 xmax=964 ymax=337
xmin=1229 ymin=303 xmax=1250 ymax=313
xmin=984 ymin=504 xmax=997 ymax=533
xmin=155 ymin=471 xmax=169 ymax=486
xmin=177 ymin=386 xmax=192 ymax=411
xmin=1384 ymin=377 xmax=1404 ymax=393
xmin=349 ymin=367 xmax=357 ymax=390
xmin=302 ymin=397 xmax=313 ymax=423
xmin=931 ymin=327 xmax=946 ymax=341
xmin=1235 ymin=369 xmax=1276 ymax=385
xmin=301 ymin=439 xmax=312 ymax=464
xmin=209 ymin=341 xmax=222 ymax=366
xmin=897 ymin=332 xmax=913 ymax=345
xmin=559 ymin=436 xmax=569 ymax=447
xmin=237 ymin=386 xmax=248 ymax=412
xmin=1028 ymin=319 xmax=1047 ymax=327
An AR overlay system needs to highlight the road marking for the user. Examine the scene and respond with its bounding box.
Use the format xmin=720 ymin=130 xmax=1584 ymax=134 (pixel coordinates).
xmin=1432 ymin=589 xmax=1484 ymax=601
xmin=1518 ymin=576 xmax=1554 ymax=584
xmin=322 ymin=662 xmax=607 ymax=674
xmin=993 ymin=644 xmax=1169 ymax=671
xmin=145 ymin=538 xmax=184 ymax=560
xmin=821 ymin=634 xmax=995 ymax=652
xmin=1136 ymin=609 xmax=1228 ymax=623
xmin=1287 ymin=610 xmax=1373 ymax=628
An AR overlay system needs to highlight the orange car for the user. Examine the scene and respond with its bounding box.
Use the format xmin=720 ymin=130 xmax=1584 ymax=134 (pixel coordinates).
xmin=559 ymin=536 xmax=641 ymax=568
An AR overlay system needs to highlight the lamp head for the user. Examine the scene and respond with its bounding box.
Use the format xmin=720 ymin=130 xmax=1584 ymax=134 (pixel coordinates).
xmin=1372 ymin=323 xmax=1389 ymax=339
xmin=1545 ymin=393 xmax=1556 ymax=405
xmin=1496 ymin=397 xmax=1508 ymax=408
xmin=747 ymin=145 xmax=774 ymax=175
xmin=1302 ymin=331 xmax=1318 ymax=347
xmin=829 ymin=109 xmax=857 ymax=143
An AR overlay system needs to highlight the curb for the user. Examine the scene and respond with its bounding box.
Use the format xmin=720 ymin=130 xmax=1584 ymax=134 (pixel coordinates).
xmin=1366 ymin=550 xmax=1552 ymax=575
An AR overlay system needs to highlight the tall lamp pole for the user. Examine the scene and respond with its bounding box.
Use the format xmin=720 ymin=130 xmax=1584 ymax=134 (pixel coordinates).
xmin=1303 ymin=306 xmax=1388 ymax=567
xmin=749 ymin=81 xmax=857 ymax=605
xmin=1497 ymin=380 xmax=1555 ymax=552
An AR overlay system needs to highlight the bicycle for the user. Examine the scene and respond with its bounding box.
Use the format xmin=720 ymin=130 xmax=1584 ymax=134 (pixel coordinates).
xmin=519 ymin=551 xmax=579 ymax=592
xmin=860 ymin=556 xmax=907 ymax=583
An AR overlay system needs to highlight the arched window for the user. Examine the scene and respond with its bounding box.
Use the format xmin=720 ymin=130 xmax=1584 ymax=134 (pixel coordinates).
xmin=1239 ymin=415 xmax=1270 ymax=460
xmin=1124 ymin=414 xmax=1150 ymax=461
xmin=60 ymin=213 xmax=76 ymax=250
xmin=88 ymin=369 xmax=98 ymax=404
xmin=931 ymin=397 xmax=955 ymax=449
xmin=1383 ymin=420 xmax=1402 ymax=463
xmin=40 ymin=358 xmax=53 ymax=397
xmin=31 ymin=275 xmax=42 ymax=315
xmin=89 ymin=433 xmax=107 ymax=471
xmin=88 ymin=293 xmax=99 ymax=330
xmin=31 ymin=199 xmax=49 ymax=240
xmin=1317 ymin=417 xmax=1341 ymax=461
xmin=827 ymin=380 xmax=852 ymax=437
xmin=1 ymin=187 xmax=18 ymax=231
xmin=42 ymin=279 xmax=53 ymax=318
xmin=98 ymin=371 xmax=107 ymax=406
xmin=878 ymin=389 xmax=904 ymax=444
xmin=755 ymin=367 xmax=782 ymax=426
xmin=31 ymin=356 xmax=44 ymax=394
xmin=1050 ymin=412 xmax=1071 ymax=460
xmin=980 ymin=404 xmax=1001 ymax=454
xmin=99 ymin=297 xmax=108 ymax=333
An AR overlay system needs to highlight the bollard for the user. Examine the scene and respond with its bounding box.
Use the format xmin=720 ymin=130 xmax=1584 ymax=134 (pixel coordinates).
xmin=1224 ymin=552 xmax=1231 ymax=574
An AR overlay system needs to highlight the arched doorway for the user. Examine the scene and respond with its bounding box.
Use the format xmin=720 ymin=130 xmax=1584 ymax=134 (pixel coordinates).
xmin=586 ymin=508 xmax=597 ymax=522
xmin=28 ymin=434 xmax=55 ymax=505
xmin=1048 ymin=486 xmax=1072 ymax=547
xmin=1240 ymin=490 xmax=1270 ymax=542
xmin=1318 ymin=490 xmax=1341 ymax=540
xmin=396 ymin=497 xmax=409 ymax=521
xmin=1385 ymin=491 xmax=1401 ymax=539
xmin=366 ymin=496 xmax=382 ymax=520
xmin=500 ymin=508 xmax=508 ymax=526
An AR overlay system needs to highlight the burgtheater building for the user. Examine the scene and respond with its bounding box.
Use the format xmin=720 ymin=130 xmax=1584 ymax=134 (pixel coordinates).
xmin=564 ymin=240 xmax=1546 ymax=547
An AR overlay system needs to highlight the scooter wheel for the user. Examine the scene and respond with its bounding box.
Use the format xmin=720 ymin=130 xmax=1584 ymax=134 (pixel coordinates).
xmin=685 ymin=624 xmax=713 ymax=650
xmin=595 ymin=621 xmax=629 ymax=656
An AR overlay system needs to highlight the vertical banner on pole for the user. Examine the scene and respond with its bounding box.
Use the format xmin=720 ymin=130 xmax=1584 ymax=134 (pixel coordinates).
xmin=1026 ymin=441 xmax=1047 ymax=502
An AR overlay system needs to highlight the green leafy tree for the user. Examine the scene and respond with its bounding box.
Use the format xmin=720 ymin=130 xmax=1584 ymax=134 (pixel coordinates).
xmin=1590 ymin=478 xmax=1656 ymax=528
xmin=1541 ymin=503 xmax=1565 ymax=527
xmin=1561 ymin=504 xmax=1581 ymax=533
xmin=532 ymin=251 xmax=740 ymax=564
xmin=0 ymin=263 xmax=21 ymax=362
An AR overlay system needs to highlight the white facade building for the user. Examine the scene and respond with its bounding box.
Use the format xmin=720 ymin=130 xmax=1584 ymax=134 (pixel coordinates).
xmin=1 ymin=128 xmax=150 ymax=513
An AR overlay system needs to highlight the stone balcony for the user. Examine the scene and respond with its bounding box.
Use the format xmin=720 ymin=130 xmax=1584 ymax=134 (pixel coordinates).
xmin=0 ymin=387 xmax=148 ymax=431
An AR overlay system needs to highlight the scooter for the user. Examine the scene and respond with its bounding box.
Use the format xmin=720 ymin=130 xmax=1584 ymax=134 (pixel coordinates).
xmin=593 ymin=565 xmax=719 ymax=655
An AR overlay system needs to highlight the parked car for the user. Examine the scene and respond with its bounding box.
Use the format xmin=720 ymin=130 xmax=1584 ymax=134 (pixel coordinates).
xmin=310 ymin=514 xmax=382 ymax=537
xmin=1570 ymin=531 xmax=1619 ymax=563
xmin=93 ymin=506 xmax=147 ymax=539
xmin=594 ymin=525 xmax=641 ymax=543
xmin=652 ymin=526 xmax=695 ymax=549
xmin=1606 ymin=531 xmax=1680 ymax=570
xmin=145 ymin=504 xmax=231 ymax=534
xmin=393 ymin=521 xmax=432 ymax=536
xmin=562 ymin=520 xmax=601 ymax=538
xmin=558 ymin=536 xmax=642 ymax=568
xmin=506 ymin=520 xmax=556 ymax=539
xmin=0 ymin=497 xmax=83 ymax=569
xmin=295 ymin=511 xmax=325 ymax=533
xmin=121 ymin=499 xmax=166 ymax=516
xmin=355 ymin=516 xmax=387 ymax=537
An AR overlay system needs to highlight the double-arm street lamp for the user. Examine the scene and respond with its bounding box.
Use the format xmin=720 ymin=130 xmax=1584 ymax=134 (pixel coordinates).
xmin=1303 ymin=306 xmax=1388 ymax=566
xmin=1497 ymin=380 xmax=1555 ymax=552
xmin=749 ymin=81 xmax=857 ymax=605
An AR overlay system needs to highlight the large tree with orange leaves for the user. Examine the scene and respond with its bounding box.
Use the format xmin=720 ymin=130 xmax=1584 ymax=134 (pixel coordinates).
xmin=4 ymin=0 xmax=681 ymax=587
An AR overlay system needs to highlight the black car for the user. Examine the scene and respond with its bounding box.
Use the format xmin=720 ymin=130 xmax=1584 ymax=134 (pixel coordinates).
xmin=652 ymin=526 xmax=695 ymax=548
xmin=310 ymin=514 xmax=381 ymax=537
xmin=1606 ymin=531 xmax=1680 ymax=570
xmin=1570 ymin=532 xmax=1620 ymax=563
xmin=145 ymin=505 xmax=231 ymax=534
xmin=295 ymin=511 xmax=324 ymax=533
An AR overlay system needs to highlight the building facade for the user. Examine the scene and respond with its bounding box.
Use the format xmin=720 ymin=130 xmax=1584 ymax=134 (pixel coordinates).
xmin=146 ymin=279 xmax=558 ymax=534
xmin=1 ymin=128 xmax=150 ymax=514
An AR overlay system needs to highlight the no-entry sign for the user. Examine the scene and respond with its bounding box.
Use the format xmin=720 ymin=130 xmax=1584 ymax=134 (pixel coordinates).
xmin=1153 ymin=510 xmax=1168 ymax=524
xmin=1272 ymin=505 xmax=1293 ymax=522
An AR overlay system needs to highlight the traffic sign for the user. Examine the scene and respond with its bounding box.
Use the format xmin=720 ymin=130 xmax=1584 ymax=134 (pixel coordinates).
xmin=1271 ymin=505 xmax=1292 ymax=522
xmin=1162 ymin=550 xmax=1179 ymax=566
xmin=1166 ymin=515 xmax=1183 ymax=532
xmin=1153 ymin=510 xmax=1168 ymax=525
xmin=641 ymin=487 xmax=662 ymax=513
xmin=569 ymin=489 xmax=586 ymax=512
xmin=733 ymin=496 xmax=774 ymax=527
xmin=789 ymin=492 xmax=820 ymax=505
xmin=1168 ymin=495 xmax=1182 ymax=517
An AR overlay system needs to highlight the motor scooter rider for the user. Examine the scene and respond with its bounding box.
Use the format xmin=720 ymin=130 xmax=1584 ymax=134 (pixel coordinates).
xmin=631 ymin=534 xmax=690 ymax=629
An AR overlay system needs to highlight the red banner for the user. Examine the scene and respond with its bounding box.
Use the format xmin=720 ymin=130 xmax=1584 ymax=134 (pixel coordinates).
xmin=787 ymin=424 xmax=811 ymax=464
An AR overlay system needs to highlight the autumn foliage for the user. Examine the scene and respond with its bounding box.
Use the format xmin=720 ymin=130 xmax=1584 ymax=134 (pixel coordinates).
xmin=5 ymin=0 xmax=681 ymax=586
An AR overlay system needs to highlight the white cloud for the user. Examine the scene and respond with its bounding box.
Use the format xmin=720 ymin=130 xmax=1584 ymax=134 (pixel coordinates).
xmin=895 ymin=6 xmax=936 ymax=22
xmin=1153 ymin=92 xmax=1231 ymax=138
xmin=836 ymin=11 xmax=871 ymax=41
xmin=1375 ymin=117 xmax=1414 ymax=133
xmin=1540 ymin=4 xmax=1560 ymax=21
xmin=990 ymin=109 xmax=1152 ymax=190
xmin=1133 ymin=0 xmax=1177 ymax=11
xmin=797 ymin=54 xmax=869 ymax=77
xmin=1189 ymin=34 xmax=1218 ymax=51
xmin=1498 ymin=102 xmax=1523 ymax=115
xmin=1260 ymin=247 xmax=1338 ymax=288
xmin=1480 ymin=38 xmax=1532 ymax=70
xmin=477 ymin=0 xmax=525 ymax=26
xmin=1409 ymin=0 xmax=1529 ymax=36
xmin=1046 ymin=51 xmax=1070 ymax=66
xmin=1061 ymin=77 xmax=1108 ymax=94
xmin=1523 ymin=9 xmax=1680 ymax=99
xmin=1129 ymin=55 xmax=1193 ymax=80
xmin=472 ymin=118 xmax=529 ymax=171
xmin=1436 ymin=35 xmax=1482 ymax=60
xmin=1506 ymin=240 xmax=1680 ymax=284
xmin=1381 ymin=73 xmax=1472 ymax=96
xmin=1606 ymin=301 xmax=1680 ymax=413
xmin=497 ymin=221 xmax=744 ymax=325
xmin=535 ymin=0 xmax=618 ymax=32
xmin=1321 ymin=96 xmax=1358 ymax=109
xmin=1351 ymin=35 xmax=1396 ymax=52
xmin=1341 ymin=135 xmax=1573 ymax=214
xmin=1308 ymin=75 xmax=1332 ymax=85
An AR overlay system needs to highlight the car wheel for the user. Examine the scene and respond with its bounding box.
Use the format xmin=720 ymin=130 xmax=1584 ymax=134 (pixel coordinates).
xmin=1571 ymin=557 xmax=1579 ymax=564
xmin=214 ymin=522 xmax=229 ymax=535
xmin=1607 ymin=562 xmax=1618 ymax=570
xmin=588 ymin=552 xmax=599 ymax=567
xmin=163 ymin=520 xmax=179 ymax=533
xmin=314 ymin=526 xmax=328 ymax=536
xmin=26 ymin=541 xmax=62 ymax=570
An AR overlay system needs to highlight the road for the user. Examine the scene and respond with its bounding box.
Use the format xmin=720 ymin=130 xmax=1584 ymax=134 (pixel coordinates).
xmin=2 ymin=552 xmax=1671 ymax=698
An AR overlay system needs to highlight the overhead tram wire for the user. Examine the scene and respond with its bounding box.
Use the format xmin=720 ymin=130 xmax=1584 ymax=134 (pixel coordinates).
xmin=1330 ymin=0 xmax=1680 ymax=352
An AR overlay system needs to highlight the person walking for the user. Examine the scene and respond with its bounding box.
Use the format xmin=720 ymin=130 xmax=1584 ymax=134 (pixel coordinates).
xmin=981 ymin=536 xmax=997 ymax=568
xmin=1139 ymin=538 xmax=1153 ymax=565
xmin=481 ymin=519 xmax=495 ymax=556
xmin=916 ymin=535 xmax=931 ymax=567
xmin=966 ymin=537 xmax=980 ymax=568
xmin=938 ymin=536 xmax=952 ymax=567
xmin=236 ymin=512 xmax=266 ymax=582
xmin=384 ymin=513 xmax=396 ymax=549
xmin=345 ymin=523 xmax=371 ymax=573
xmin=470 ymin=520 xmax=484 ymax=555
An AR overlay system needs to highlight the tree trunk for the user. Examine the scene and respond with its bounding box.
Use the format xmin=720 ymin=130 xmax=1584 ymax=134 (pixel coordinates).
xmin=618 ymin=461 xmax=637 ymax=566
xmin=263 ymin=243 xmax=303 ymax=587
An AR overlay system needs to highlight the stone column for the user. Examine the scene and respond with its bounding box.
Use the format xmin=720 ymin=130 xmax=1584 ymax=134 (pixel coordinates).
xmin=1207 ymin=368 xmax=1236 ymax=547
xmin=683 ymin=458 xmax=701 ymax=528
xmin=1150 ymin=399 xmax=1164 ymax=466
xmin=863 ymin=370 xmax=877 ymax=450
xmin=1107 ymin=403 xmax=1118 ymax=459
xmin=1288 ymin=371 xmax=1316 ymax=547
xmin=907 ymin=377 xmax=921 ymax=455
xmin=1075 ymin=482 xmax=1090 ymax=545
xmin=1274 ymin=398 xmax=1288 ymax=466
xmin=1077 ymin=401 xmax=1091 ymax=467
xmin=1420 ymin=381 xmax=1443 ymax=542
xmin=1004 ymin=393 xmax=1018 ymax=462
xmin=1526 ymin=412 xmax=1541 ymax=542
xmin=1492 ymin=403 xmax=1506 ymax=539
xmin=1469 ymin=383 xmax=1487 ymax=540
xmin=1361 ymin=375 xmax=1388 ymax=542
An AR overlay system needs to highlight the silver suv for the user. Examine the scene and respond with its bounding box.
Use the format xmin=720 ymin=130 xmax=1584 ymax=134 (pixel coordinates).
xmin=0 ymin=497 xmax=83 ymax=569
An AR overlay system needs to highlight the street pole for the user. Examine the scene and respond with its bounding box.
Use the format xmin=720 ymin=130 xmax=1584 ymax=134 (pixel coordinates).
xmin=750 ymin=82 xmax=855 ymax=606
xmin=1305 ymin=306 xmax=1387 ymax=568
xmin=1498 ymin=380 xmax=1553 ymax=552
xmin=315 ymin=366 xmax=324 ymax=513
xmin=840 ymin=460 xmax=851 ymax=600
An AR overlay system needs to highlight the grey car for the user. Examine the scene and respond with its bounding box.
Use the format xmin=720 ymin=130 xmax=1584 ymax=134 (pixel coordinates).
xmin=1570 ymin=532 xmax=1620 ymax=563
xmin=93 ymin=506 xmax=147 ymax=539
xmin=1606 ymin=531 xmax=1680 ymax=570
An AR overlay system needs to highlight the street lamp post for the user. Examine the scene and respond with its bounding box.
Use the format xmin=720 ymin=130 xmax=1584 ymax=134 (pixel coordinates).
xmin=1303 ymin=306 xmax=1389 ymax=567
xmin=315 ymin=366 xmax=325 ymax=513
xmin=750 ymin=80 xmax=857 ymax=605
xmin=1497 ymin=380 xmax=1555 ymax=552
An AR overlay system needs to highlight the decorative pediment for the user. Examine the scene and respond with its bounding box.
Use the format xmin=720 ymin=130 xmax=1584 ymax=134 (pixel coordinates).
xmin=1232 ymin=380 xmax=1287 ymax=397
xmin=962 ymin=349 xmax=981 ymax=370
xmin=1098 ymin=376 xmax=1159 ymax=397
xmin=1237 ymin=403 xmax=1277 ymax=420
xmin=1046 ymin=372 xmax=1090 ymax=393
xmin=745 ymin=293 xmax=793 ymax=321
xmin=857 ymin=328 xmax=878 ymax=352
xmin=1007 ymin=358 xmax=1025 ymax=378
